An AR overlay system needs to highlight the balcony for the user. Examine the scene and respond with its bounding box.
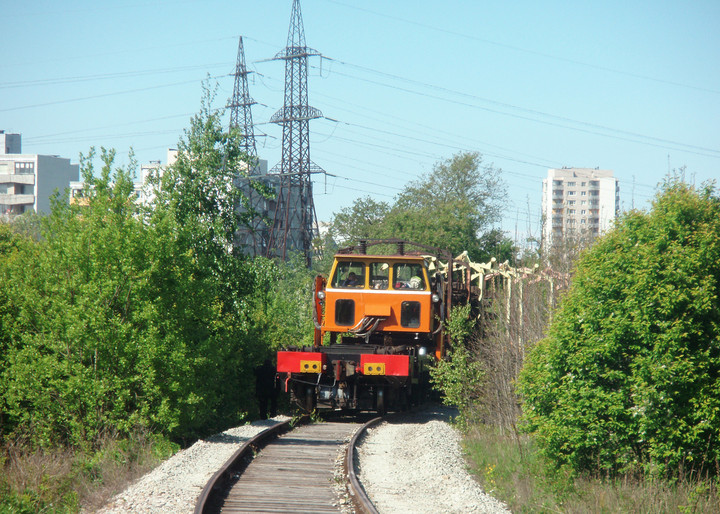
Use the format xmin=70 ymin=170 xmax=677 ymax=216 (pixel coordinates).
xmin=0 ymin=174 xmax=35 ymax=185
xmin=0 ymin=194 xmax=35 ymax=205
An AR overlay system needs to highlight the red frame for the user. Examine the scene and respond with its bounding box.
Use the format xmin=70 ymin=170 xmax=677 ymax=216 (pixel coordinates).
xmin=359 ymin=354 xmax=410 ymax=376
xmin=277 ymin=351 xmax=326 ymax=373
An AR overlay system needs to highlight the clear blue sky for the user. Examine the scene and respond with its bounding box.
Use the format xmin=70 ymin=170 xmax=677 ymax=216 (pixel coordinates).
xmin=3 ymin=0 xmax=718 ymax=242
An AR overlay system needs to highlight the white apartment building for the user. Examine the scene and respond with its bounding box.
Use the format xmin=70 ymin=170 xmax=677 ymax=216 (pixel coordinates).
xmin=0 ymin=131 xmax=79 ymax=215
xmin=542 ymin=167 xmax=619 ymax=248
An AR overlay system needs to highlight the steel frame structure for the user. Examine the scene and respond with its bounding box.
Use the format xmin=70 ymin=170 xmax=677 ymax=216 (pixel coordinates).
xmin=266 ymin=0 xmax=322 ymax=265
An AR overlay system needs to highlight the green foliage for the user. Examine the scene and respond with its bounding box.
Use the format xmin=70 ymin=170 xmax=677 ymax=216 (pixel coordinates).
xmin=430 ymin=304 xmax=485 ymax=429
xmin=327 ymin=196 xmax=391 ymax=244
xmin=518 ymin=178 xmax=720 ymax=477
xmin=327 ymin=152 xmax=512 ymax=259
xmin=464 ymin=427 xmax=720 ymax=513
xmin=0 ymin=87 xmax=275 ymax=448
xmin=245 ymin=253 xmax=316 ymax=353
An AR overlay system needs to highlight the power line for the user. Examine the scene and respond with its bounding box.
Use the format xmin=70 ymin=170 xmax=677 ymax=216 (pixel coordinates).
xmin=319 ymin=59 xmax=720 ymax=158
xmin=0 ymin=74 xmax=230 ymax=113
xmin=0 ymin=63 xmax=231 ymax=89
xmin=320 ymin=0 xmax=720 ymax=96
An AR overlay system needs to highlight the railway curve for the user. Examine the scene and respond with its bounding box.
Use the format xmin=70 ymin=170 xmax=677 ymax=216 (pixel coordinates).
xmin=98 ymin=406 xmax=507 ymax=513
xmin=195 ymin=416 xmax=381 ymax=513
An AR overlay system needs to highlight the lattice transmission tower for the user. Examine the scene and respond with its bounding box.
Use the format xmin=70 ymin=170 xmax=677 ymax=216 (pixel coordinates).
xmin=229 ymin=36 xmax=267 ymax=257
xmin=265 ymin=0 xmax=324 ymax=265
xmin=230 ymin=36 xmax=258 ymax=161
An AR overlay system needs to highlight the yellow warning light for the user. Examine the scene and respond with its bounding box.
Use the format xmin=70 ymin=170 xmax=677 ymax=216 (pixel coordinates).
xmin=363 ymin=363 xmax=386 ymax=375
xmin=300 ymin=360 xmax=322 ymax=373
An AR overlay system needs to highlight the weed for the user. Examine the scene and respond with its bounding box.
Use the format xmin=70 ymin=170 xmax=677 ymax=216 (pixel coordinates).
xmin=463 ymin=427 xmax=720 ymax=513
xmin=0 ymin=431 xmax=178 ymax=513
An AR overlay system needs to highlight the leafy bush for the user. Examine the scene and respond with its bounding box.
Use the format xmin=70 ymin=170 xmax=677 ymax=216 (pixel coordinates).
xmin=518 ymin=179 xmax=720 ymax=477
xmin=0 ymin=97 xmax=271 ymax=447
xmin=430 ymin=304 xmax=485 ymax=428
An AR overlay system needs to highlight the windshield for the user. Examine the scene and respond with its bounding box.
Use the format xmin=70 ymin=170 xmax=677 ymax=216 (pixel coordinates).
xmin=331 ymin=261 xmax=366 ymax=288
xmin=393 ymin=263 xmax=426 ymax=290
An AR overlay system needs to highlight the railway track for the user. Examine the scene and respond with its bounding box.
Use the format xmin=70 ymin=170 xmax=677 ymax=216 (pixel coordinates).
xmin=195 ymin=415 xmax=383 ymax=514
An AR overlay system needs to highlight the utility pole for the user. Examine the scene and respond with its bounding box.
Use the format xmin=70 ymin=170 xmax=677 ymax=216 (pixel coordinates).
xmin=265 ymin=0 xmax=324 ymax=266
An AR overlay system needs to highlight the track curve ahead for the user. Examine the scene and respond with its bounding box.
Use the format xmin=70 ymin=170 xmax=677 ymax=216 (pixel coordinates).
xmin=218 ymin=422 xmax=360 ymax=513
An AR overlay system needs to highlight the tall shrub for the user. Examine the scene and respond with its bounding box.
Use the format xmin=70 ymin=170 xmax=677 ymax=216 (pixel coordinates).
xmin=430 ymin=304 xmax=485 ymax=428
xmin=518 ymin=179 xmax=720 ymax=477
xmin=0 ymin=92 xmax=271 ymax=447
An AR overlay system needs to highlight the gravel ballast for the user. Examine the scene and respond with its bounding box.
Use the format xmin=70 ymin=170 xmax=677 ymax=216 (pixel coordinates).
xmin=96 ymin=417 xmax=289 ymax=513
xmin=354 ymin=406 xmax=510 ymax=513
xmin=95 ymin=407 xmax=507 ymax=513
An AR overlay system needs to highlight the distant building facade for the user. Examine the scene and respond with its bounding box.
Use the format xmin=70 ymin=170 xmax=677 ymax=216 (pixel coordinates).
xmin=0 ymin=131 xmax=79 ymax=215
xmin=542 ymin=167 xmax=619 ymax=248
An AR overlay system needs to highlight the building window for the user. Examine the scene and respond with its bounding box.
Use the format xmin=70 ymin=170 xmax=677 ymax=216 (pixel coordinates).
xmin=581 ymin=191 xmax=587 ymax=196
xmin=15 ymin=162 xmax=35 ymax=175
xmin=567 ymin=181 xmax=576 ymax=186
xmin=568 ymin=191 xmax=575 ymax=196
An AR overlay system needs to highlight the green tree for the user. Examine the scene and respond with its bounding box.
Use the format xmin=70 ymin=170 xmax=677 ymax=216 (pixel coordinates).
xmin=328 ymin=196 xmax=390 ymax=244
xmin=0 ymin=88 xmax=274 ymax=447
xmin=518 ymin=178 xmax=720 ymax=477
xmin=327 ymin=152 xmax=510 ymax=260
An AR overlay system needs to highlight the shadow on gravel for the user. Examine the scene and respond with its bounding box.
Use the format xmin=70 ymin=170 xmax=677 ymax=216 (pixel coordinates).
xmin=383 ymin=403 xmax=460 ymax=425
xmin=205 ymin=418 xmax=286 ymax=444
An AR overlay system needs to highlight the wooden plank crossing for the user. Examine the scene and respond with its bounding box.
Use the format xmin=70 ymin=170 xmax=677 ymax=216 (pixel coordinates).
xmin=220 ymin=422 xmax=360 ymax=513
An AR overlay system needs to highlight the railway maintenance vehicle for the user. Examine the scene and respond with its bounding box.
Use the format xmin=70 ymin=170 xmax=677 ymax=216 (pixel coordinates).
xmin=277 ymin=239 xmax=480 ymax=414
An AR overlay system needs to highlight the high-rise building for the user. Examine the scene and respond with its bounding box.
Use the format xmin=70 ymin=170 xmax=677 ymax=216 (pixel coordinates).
xmin=0 ymin=131 xmax=79 ymax=215
xmin=542 ymin=167 xmax=619 ymax=248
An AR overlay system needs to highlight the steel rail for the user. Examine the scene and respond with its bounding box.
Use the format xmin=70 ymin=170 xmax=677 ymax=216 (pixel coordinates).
xmin=194 ymin=416 xmax=308 ymax=514
xmin=195 ymin=412 xmax=386 ymax=513
xmin=344 ymin=416 xmax=383 ymax=514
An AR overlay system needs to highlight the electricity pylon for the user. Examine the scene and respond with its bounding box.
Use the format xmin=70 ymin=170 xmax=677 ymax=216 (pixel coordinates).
xmin=265 ymin=0 xmax=324 ymax=266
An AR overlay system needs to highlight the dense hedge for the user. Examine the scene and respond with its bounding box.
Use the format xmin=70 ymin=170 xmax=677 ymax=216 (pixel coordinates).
xmin=519 ymin=179 xmax=720 ymax=477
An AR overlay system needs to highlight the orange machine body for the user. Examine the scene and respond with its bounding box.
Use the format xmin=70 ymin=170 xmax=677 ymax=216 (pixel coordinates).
xmin=322 ymin=255 xmax=436 ymax=337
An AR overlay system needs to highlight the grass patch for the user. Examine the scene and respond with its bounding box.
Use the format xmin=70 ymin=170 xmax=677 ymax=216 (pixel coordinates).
xmin=463 ymin=425 xmax=720 ymax=513
xmin=0 ymin=432 xmax=179 ymax=513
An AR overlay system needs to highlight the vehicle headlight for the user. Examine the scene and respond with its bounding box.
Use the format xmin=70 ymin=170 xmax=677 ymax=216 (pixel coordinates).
xmin=317 ymin=291 xmax=326 ymax=300
xmin=432 ymin=294 xmax=440 ymax=303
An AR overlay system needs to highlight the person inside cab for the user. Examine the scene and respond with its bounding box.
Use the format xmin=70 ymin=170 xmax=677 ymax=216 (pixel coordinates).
xmin=343 ymin=271 xmax=360 ymax=287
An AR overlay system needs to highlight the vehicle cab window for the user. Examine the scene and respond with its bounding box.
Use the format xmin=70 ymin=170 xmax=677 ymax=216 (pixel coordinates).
xmin=392 ymin=263 xmax=426 ymax=289
xmin=332 ymin=261 xmax=366 ymax=288
xmin=370 ymin=262 xmax=389 ymax=289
